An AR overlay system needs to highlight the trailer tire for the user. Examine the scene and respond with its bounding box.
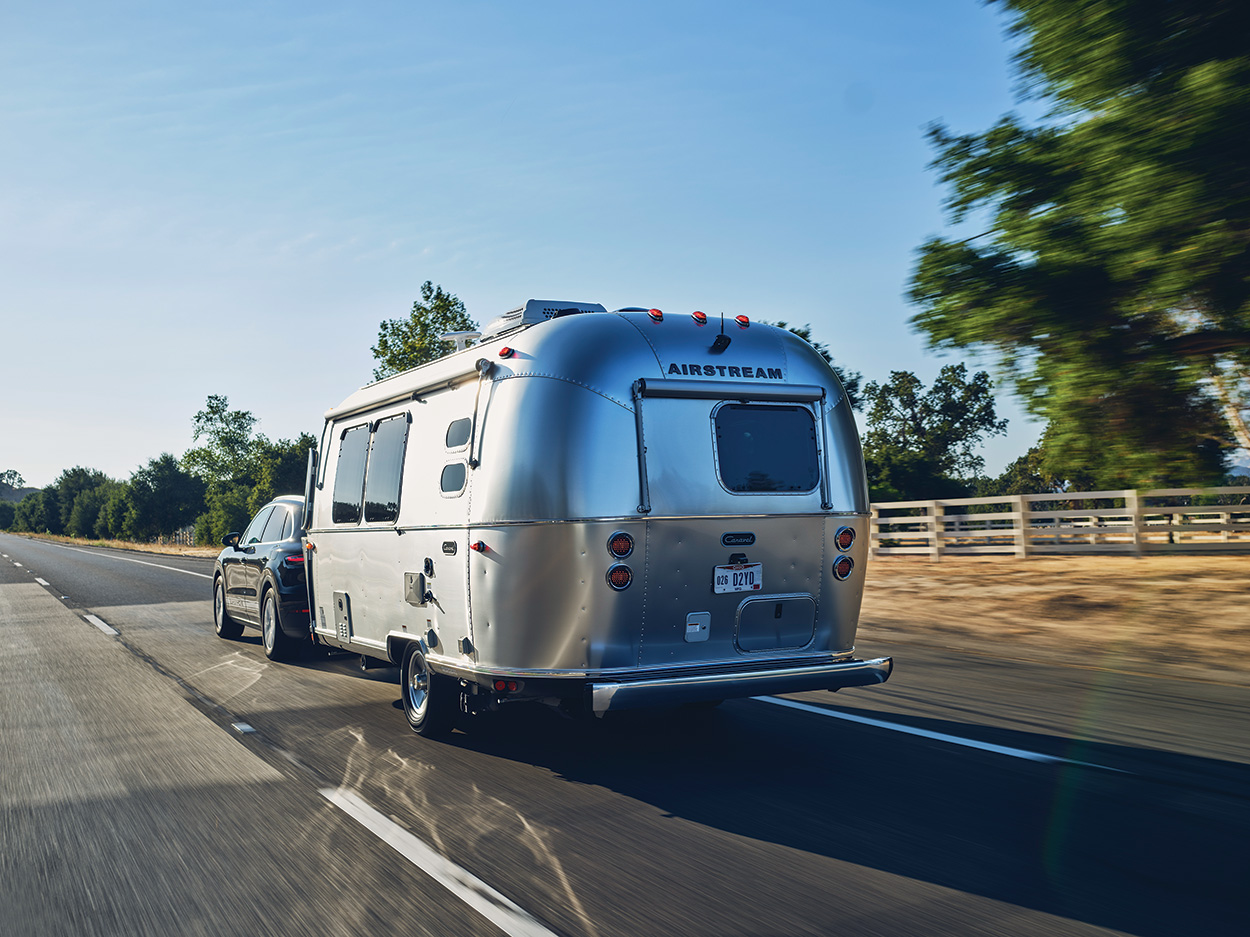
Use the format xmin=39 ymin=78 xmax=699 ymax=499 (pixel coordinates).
xmin=261 ymin=589 xmax=293 ymax=662
xmin=213 ymin=577 xmax=244 ymax=640
xmin=401 ymin=644 xmax=457 ymax=738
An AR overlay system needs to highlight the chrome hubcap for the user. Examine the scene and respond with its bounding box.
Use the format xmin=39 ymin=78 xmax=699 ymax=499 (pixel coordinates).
xmin=407 ymin=655 xmax=430 ymax=720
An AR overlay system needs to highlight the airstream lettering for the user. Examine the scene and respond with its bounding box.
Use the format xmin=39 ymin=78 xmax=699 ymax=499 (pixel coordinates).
xmin=304 ymin=301 xmax=892 ymax=736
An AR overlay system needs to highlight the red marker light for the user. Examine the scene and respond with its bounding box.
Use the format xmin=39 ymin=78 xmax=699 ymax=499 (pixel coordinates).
xmin=470 ymin=541 xmax=486 ymax=552
xmin=734 ymin=315 xmax=750 ymax=328
xmin=606 ymin=564 xmax=633 ymax=590
xmin=648 ymin=308 xmax=663 ymax=322
xmin=494 ymin=679 xmax=507 ymax=691
xmin=608 ymin=531 xmax=634 ymax=558
xmin=691 ymin=311 xmax=707 ymax=326
xmin=499 ymin=346 xmax=515 ymax=358
xmin=833 ymin=556 xmax=854 ymax=580
xmin=835 ymin=526 xmax=855 ymax=552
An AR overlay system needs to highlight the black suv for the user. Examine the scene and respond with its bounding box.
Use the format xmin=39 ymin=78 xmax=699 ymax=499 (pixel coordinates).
xmin=212 ymin=495 xmax=311 ymax=660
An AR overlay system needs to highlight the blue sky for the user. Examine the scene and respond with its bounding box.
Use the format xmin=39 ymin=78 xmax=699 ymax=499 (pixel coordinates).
xmin=1 ymin=0 xmax=1042 ymax=488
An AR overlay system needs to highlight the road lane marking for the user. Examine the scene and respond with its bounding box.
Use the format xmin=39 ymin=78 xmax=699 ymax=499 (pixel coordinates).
xmin=320 ymin=787 xmax=559 ymax=937
xmin=44 ymin=542 xmax=212 ymax=578
xmin=34 ymin=577 xmax=50 ymax=586
xmin=13 ymin=562 xmax=22 ymax=567
xmin=757 ymin=697 xmax=1128 ymax=773
xmin=84 ymin=614 xmax=119 ymax=636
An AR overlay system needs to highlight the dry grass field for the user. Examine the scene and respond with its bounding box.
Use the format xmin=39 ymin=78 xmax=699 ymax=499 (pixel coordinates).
xmin=859 ymin=554 xmax=1250 ymax=684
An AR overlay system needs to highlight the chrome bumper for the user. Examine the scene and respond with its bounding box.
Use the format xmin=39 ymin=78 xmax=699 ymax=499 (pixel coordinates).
xmin=590 ymin=656 xmax=893 ymax=714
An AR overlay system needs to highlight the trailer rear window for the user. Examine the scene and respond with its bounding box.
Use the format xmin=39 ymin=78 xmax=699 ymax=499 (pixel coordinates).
xmin=714 ymin=404 xmax=819 ymax=493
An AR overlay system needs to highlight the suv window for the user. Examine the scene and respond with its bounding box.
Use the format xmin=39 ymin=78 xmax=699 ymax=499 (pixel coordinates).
xmin=332 ymin=425 xmax=370 ymax=523
xmin=714 ymin=404 xmax=819 ymax=493
xmin=364 ymin=416 xmax=409 ymax=523
xmin=261 ymin=506 xmax=289 ymax=543
xmin=242 ymin=506 xmax=275 ymax=545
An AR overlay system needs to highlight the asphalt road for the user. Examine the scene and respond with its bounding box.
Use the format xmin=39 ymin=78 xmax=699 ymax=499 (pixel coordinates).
xmin=2 ymin=531 xmax=1247 ymax=937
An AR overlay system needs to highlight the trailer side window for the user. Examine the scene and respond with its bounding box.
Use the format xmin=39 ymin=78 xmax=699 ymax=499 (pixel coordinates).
xmin=364 ymin=415 xmax=409 ymax=522
xmin=332 ymin=425 xmax=370 ymax=523
xmin=445 ymin=418 xmax=472 ymax=449
xmin=714 ymin=404 xmax=819 ymax=493
xmin=440 ymin=462 xmax=467 ymax=495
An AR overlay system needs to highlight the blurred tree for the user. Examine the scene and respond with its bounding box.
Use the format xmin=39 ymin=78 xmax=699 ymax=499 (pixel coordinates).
xmin=0 ymin=469 xmax=24 ymax=498
xmin=862 ymin=365 xmax=1008 ymax=500
xmin=909 ymin=0 xmax=1249 ymax=487
xmin=371 ymin=281 xmax=477 ymax=380
xmin=765 ymin=321 xmax=863 ymax=410
xmin=0 ymin=500 xmax=14 ymax=530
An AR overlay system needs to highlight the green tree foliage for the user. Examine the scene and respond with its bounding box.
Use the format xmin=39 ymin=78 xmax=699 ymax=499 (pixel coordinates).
xmin=53 ymin=467 xmax=109 ymax=533
xmin=862 ymin=364 xmax=1008 ymax=501
xmin=766 ymin=321 xmax=863 ymax=410
xmin=0 ymin=500 xmax=14 ymax=530
xmin=14 ymin=487 xmax=60 ymax=534
xmin=0 ymin=469 xmax=24 ymax=501
xmin=183 ymin=395 xmax=258 ymax=486
xmin=371 ymin=281 xmax=477 ymax=380
xmin=908 ymin=0 xmax=1248 ymax=488
xmin=183 ymin=395 xmax=314 ymax=544
xmin=122 ymin=455 xmax=205 ymax=541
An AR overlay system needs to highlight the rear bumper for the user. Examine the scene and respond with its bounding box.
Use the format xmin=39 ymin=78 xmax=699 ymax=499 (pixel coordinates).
xmin=590 ymin=656 xmax=893 ymax=714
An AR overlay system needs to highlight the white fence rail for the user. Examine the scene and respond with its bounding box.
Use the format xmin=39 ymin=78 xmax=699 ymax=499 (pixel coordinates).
xmin=870 ymin=487 xmax=1250 ymax=559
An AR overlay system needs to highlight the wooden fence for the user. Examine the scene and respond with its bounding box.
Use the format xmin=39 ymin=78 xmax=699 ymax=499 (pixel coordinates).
xmin=870 ymin=487 xmax=1250 ymax=559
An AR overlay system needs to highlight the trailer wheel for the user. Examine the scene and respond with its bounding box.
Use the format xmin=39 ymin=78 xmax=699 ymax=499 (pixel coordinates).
xmin=261 ymin=590 xmax=293 ymax=662
xmin=213 ymin=577 xmax=244 ymax=640
xmin=401 ymin=644 xmax=457 ymax=738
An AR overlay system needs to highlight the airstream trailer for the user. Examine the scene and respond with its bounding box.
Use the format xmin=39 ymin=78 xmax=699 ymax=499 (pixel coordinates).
xmin=304 ymin=301 xmax=892 ymax=736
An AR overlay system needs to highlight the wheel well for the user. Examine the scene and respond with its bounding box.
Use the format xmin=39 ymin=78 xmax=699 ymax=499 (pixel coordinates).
xmin=387 ymin=634 xmax=419 ymax=667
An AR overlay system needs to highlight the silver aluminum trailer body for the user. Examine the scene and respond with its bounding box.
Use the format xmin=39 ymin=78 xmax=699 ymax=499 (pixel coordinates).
xmin=305 ymin=303 xmax=891 ymax=728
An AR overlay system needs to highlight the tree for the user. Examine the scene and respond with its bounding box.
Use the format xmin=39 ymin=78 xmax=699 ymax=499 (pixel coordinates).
xmin=0 ymin=501 xmax=14 ymax=530
xmin=371 ymin=281 xmax=477 ymax=380
xmin=247 ymin=433 xmax=317 ymax=513
xmin=908 ymin=0 xmax=1249 ymax=488
xmin=123 ymin=454 xmax=206 ymax=541
xmin=766 ymin=321 xmax=863 ymax=410
xmin=13 ymin=487 xmax=60 ymax=534
xmin=0 ymin=469 xmax=23 ymax=500
xmin=861 ymin=365 xmax=1008 ymax=501
xmin=183 ymin=395 xmax=258 ymax=486
xmin=53 ymin=467 xmax=109 ymax=533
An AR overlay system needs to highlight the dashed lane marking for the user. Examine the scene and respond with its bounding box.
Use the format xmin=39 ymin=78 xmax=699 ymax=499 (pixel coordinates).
xmin=84 ymin=614 xmax=119 ymax=636
xmin=320 ymin=787 xmax=559 ymax=937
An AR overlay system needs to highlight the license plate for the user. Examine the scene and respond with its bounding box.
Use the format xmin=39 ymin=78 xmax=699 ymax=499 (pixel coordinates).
xmin=713 ymin=563 xmax=763 ymax=594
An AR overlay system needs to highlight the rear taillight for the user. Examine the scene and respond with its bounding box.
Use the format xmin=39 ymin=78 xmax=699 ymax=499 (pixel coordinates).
xmin=283 ymin=554 xmax=305 ymax=567
xmin=833 ymin=556 xmax=854 ymax=580
xmin=834 ymin=526 xmax=855 ymax=552
xmin=608 ymin=531 xmax=634 ymax=558
xmin=606 ymin=564 xmax=633 ymax=590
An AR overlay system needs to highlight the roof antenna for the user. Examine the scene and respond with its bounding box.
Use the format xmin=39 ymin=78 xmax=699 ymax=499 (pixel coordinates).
xmin=711 ymin=314 xmax=731 ymax=353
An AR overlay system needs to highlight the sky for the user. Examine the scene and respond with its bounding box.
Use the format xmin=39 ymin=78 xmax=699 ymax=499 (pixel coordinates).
xmin=0 ymin=0 xmax=1045 ymax=489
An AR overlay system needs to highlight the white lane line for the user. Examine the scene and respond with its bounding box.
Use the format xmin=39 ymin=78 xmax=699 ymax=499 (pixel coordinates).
xmin=757 ymin=697 xmax=1128 ymax=773
xmin=320 ymin=787 xmax=559 ymax=937
xmin=13 ymin=561 xmax=22 ymax=567
xmin=84 ymin=614 xmax=119 ymax=636
xmin=34 ymin=577 xmax=50 ymax=586
xmin=44 ymin=542 xmax=212 ymax=579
